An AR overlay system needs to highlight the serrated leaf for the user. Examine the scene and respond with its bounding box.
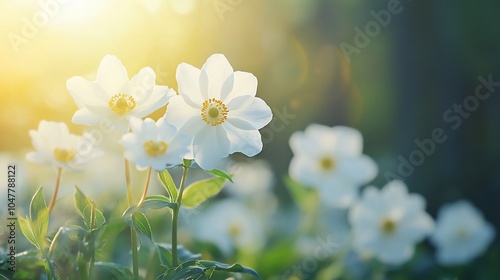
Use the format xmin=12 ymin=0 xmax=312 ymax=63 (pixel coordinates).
xmin=182 ymin=177 xmax=227 ymax=208
xmin=158 ymin=170 xmax=178 ymax=201
xmin=30 ymin=186 xmax=47 ymax=222
xmin=207 ymin=169 xmax=233 ymax=183
xmin=74 ymin=186 xmax=91 ymax=217
xmin=198 ymin=260 xmax=262 ymax=280
xmin=132 ymin=212 xmax=153 ymax=241
xmin=19 ymin=217 xmax=40 ymax=251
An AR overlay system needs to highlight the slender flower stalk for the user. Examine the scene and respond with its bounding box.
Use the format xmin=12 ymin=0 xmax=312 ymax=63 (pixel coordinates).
xmin=172 ymin=160 xmax=191 ymax=267
xmin=47 ymin=168 xmax=62 ymax=214
xmin=124 ymin=158 xmax=139 ymax=280
xmin=137 ymin=167 xmax=152 ymax=207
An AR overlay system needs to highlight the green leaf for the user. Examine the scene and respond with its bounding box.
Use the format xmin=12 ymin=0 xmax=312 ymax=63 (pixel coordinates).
xmin=82 ymin=205 xmax=106 ymax=230
xmin=74 ymin=186 xmax=91 ymax=217
xmin=182 ymin=177 xmax=227 ymax=208
xmin=32 ymin=208 xmax=49 ymax=248
xmin=19 ymin=217 xmax=40 ymax=251
xmin=94 ymin=262 xmax=133 ymax=280
xmin=207 ymin=169 xmax=233 ymax=183
xmin=30 ymin=186 xmax=47 ymax=222
xmin=123 ymin=195 xmax=178 ymax=218
xmin=132 ymin=212 xmax=153 ymax=241
xmin=198 ymin=260 xmax=262 ymax=280
xmin=158 ymin=170 xmax=178 ymax=201
xmin=157 ymin=244 xmax=201 ymax=268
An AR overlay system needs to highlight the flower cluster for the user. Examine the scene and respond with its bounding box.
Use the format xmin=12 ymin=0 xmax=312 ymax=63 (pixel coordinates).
xmin=28 ymin=54 xmax=273 ymax=172
xmin=288 ymin=124 xmax=496 ymax=267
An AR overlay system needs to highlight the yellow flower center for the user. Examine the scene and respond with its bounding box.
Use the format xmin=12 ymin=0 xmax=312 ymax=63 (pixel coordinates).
xmin=201 ymin=98 xmax=228 ymax=126
xmin=109 ymin=93 xmax=136 ymax=115
xmin=143 ymin=140 xmax=168 ymax=156
xmin=228 ymin=223 xmax=241 ymax=237
xmin=53 ymin=148 xmax=76 ymax=163
xmin=380 ymin=218 xmax=397 ymax=235
xmin=319 ymin=156 xmax=335 ymax=171
xmin=456 ymin=228 xmax=470 ymax=240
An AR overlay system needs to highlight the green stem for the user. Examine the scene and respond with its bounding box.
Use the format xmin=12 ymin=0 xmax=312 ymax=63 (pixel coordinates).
xmin=172 ymin=160 xmax=191 ymax=267
xmin=124 ymin=158 xmax=139 ymax=280
xmin=47 ymin=167 xmax=62 ymax=214
xmin=137 ymin=167 xmax=152 ymax=207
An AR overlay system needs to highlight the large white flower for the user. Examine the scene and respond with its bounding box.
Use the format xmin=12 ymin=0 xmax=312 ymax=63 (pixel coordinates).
xmin=67 ymin=55 xmax=174 ymax=132
xmin=289 ymin=124 xmax=377 ymax=207
xmin=164 ymin=54 xmax=273 ymax=170
xmin=120 ymin=117 xmax=190 ymax=171
xmin=27 ymin=120 xmax=101 ymax=171
xmin=349 ymin=180 xmax=434 ymax=265
xmin=431 ymin=200 xmax=495 ymax=266
xmin=189 ymin=199 xmax=264 ymax=255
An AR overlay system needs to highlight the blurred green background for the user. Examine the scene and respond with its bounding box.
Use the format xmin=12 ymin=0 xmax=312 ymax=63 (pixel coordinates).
xmin=1 ymin=0 xmax=500 ymax=278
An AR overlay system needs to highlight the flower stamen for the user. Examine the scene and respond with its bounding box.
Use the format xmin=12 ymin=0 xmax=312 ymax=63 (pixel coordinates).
xmin=144 ymin=140 xmax=168 ymax=156
xmin=53 ymin=148 xmax=76 ymax=163
xmin=109 ymin=93 xmax=136 ymax=115
xmin=201 ymin=98 xmax=228 ymax=126
xmin=319 ymin=156 xmax=335 ymax=171
xmin=380 ymin=218 xmax=397 ymax=235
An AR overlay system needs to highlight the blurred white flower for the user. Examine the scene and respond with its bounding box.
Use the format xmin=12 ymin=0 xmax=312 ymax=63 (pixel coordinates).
xmin=431 ymin=200 xmax=495 ymax=266
xmin=67 ymin=55 xmax=174 ymax=132
xmin=349 ymin=180 xmax=434 ymax=265
xmin=26 ymin=120 xmax=101 ymax=171
xmin=120 ymin=117 xmax=189 ymax=171
xmin=164 ymin=54 xmax=273 ymax=170
xmin=225 ymin=159 xmax=275 ymax=197
xmin=190 ymin=199 xmax=264 ymax=255
xmin=289 ymin=124 xmax=377 ymax=207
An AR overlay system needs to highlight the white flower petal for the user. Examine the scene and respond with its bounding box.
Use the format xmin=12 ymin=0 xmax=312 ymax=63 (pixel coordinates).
xmin=336 ymin=155 xmax=378 ymax=185
xmin=96 ymin=55 xmax=129 ymax=96
xmin=223 ymin=122 xmax=263 ymax=157
xmin=163 ymin=95 xmax=200 ymax=130
xmin=200 ymin=54 xmax=234 ymax=100
xmin=72 ymin=108 xmax=105 ymax=125
xmin=176 ymin=62 xmax=205 ymax=104
xmin=223 ymin=71 xmax=257 ymax=103
xmin=131 ymin=86 xmax=170 ymax=117
xmin=129 ymin=67 xmax=156 ymax=100
xmin=66 ymin=77 xmax=107 ymax=107
xmin=227 ymin=96 xmax=272 ymax=130
xmin=193 ymin=125 xmax=230 ymax=170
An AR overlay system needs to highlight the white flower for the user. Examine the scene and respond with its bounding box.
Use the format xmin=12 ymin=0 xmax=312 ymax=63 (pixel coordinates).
xmin=164 ymin=54 xmax=273 ymax=170
xmin=67 ymin=55 xmax=174 ymax=132
xmin=348 ymin=180 xmax=434 ymax=265
xmin=289 ymin=124 xmax=377 ymax=207
xmin=431 ymin=200 xmax=495 ymax=266
xmin=189 ymin=199 xmax=264 ymax=255
xmin=120 ymin=117 xmax=190 ymax=171
xmin=225 ymin=159 xmax=275 ymax=197
xmin=26 ymin=120 xmax=101 ymax=171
